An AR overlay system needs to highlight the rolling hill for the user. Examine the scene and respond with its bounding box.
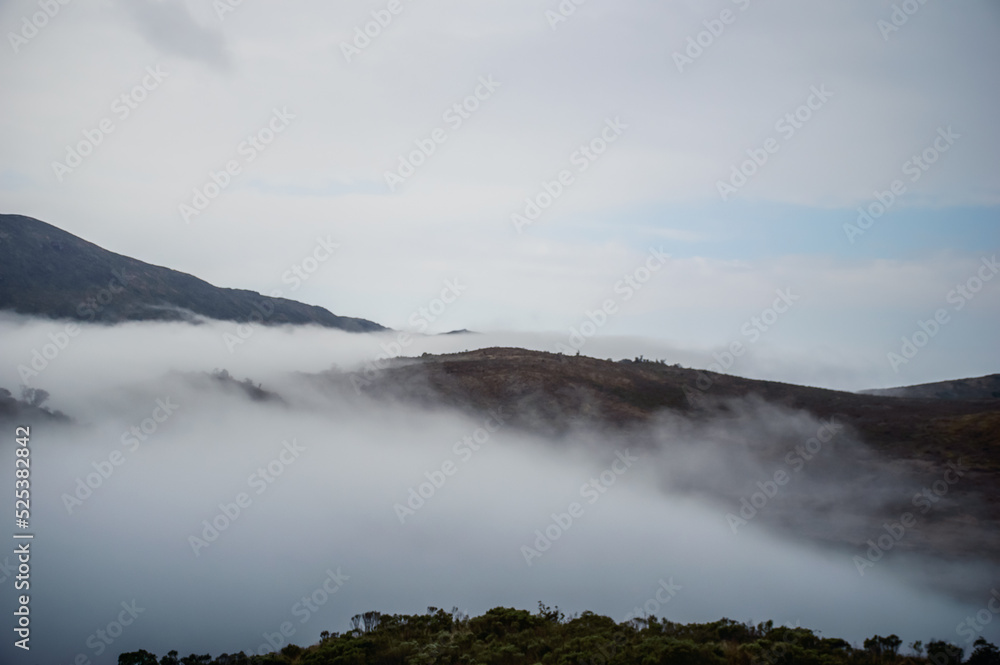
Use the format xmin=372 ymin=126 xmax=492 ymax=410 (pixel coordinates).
xmin=0 ymin=213 xmax=384 ymax=332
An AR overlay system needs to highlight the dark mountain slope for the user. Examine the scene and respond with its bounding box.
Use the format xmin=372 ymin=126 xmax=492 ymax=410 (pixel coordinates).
xmin=862 ymin=373 xmax=1000 ymax=401
xmin=336 ymin=348 xmax=1000 ymax=569
xmin=0 ymin=213 xmax=384 ymax=332
xmin=344 ymin=347 xmax=1000 ymax=471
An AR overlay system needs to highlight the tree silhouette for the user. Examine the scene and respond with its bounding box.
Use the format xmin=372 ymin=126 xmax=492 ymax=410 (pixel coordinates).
xmin=158 ymin=650 xmax=179 ymax=665
xmin=968 ymin=638 xmax=1000 ymax=665
xmin=118 ymin=650 xmax=157 ymax=665
xmin=362 ymin=611 xmax=382 ymax=633
xmin=117 ymin=607 xmax=986 ymax=665
xmin=927 ymin=640 xmax=963 ymax=665
xmin=19 ymin=386 xmax=49 ymax=407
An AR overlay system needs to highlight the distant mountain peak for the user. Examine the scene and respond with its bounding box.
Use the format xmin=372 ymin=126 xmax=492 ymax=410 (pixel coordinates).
xmin=0 ymin=213 xmax=385 ymax=333
xmin=861 ymin=374 xmax=1000 ymax=401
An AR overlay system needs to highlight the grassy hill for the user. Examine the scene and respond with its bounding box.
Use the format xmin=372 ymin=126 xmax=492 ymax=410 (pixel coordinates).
xmin=343 ymin=347 xmax=1000 ymax=472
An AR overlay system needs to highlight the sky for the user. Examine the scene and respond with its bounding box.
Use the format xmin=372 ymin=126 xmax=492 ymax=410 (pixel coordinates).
xmin=1 ymin=0 xmax=999 ymax=390
xmin=2 ymin=4 xmax=1000 ymax=660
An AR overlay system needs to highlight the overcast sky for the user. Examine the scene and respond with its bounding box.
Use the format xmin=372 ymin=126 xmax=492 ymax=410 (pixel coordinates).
xmin=2 ymin=0 xmax=999 ymax=389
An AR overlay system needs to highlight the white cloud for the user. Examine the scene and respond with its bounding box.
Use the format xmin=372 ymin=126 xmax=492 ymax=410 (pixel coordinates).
xmin=0 ymin=0 xmax=997 ymax=383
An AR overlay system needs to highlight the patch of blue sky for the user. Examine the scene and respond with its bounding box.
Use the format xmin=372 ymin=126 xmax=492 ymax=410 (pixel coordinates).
xmin=544 ymin=200 xmax=1000 ymax=261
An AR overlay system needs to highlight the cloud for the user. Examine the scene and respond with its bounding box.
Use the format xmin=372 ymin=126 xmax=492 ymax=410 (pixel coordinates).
xmin=0 ymin=317 xmax=996 ymax=662
xmin=123 ymin=0 xmax=231 ymax=69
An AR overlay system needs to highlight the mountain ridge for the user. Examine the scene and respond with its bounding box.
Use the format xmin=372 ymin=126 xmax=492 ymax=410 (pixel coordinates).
xmin=861 ymin=373 xmax=1000 ymax=401
xmin=0 ymin=213 xmax=385 ymax=332
xmin=333 ymin=347 xmax=1000 ymax=473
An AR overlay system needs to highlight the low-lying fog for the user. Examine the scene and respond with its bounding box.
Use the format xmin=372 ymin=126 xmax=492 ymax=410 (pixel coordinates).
xmin=0 ymin=315 xmax=996 ymax=663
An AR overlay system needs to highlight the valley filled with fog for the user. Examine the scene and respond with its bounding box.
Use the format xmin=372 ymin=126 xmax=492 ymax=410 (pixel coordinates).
xmin=1 ymin=315 xmax=995 ymax=663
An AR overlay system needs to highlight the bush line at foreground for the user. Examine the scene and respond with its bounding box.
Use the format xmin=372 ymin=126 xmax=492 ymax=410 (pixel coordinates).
xmin=119 ymin=604 xmax=1000 ymax=665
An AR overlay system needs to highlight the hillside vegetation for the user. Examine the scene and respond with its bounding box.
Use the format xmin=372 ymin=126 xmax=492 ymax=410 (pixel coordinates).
xmin=118 ymin=605 xmax=998 ymax=665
